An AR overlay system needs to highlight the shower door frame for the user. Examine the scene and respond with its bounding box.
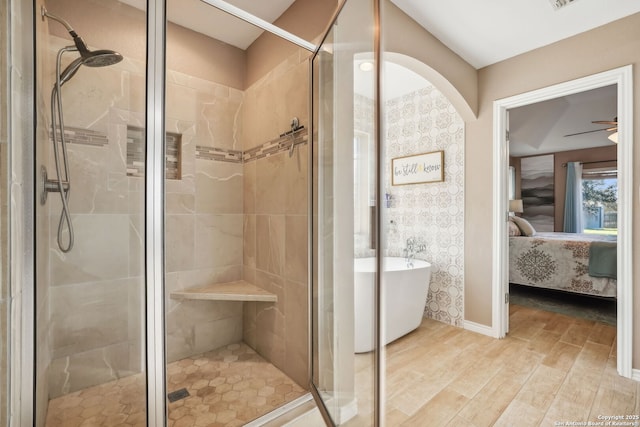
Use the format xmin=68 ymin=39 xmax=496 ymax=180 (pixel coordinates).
xmin=146 ymin=0 xmax=167 ymax=424
xmin=309 ymin=0 xmax=383 ymax=425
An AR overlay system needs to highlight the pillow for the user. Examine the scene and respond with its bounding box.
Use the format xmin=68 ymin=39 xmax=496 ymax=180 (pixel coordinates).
xmin=510 ymin=216 xmax=536 ymax=237
xmin=508 ymin=220 xmax=522 ymax=236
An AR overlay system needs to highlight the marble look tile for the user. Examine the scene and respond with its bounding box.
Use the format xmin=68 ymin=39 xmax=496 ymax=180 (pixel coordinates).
xmin=243 ymin=301 xmax=257 ymax=349
xmin=195 ymin=159 xmax=242 ymax=214
xmin=254 ymin=306 xmax=286 ymax=371
xmin=243 ymin=214 xmax=256 ymax=268
xmin=50 ymin=279 xmax=132 ymax=358
xmin=284 ymin=280 xmax=308 ymax=388
xmin=50 ymin=214 xmax=130 ymax=285
xmin=255 ymin=153 xmax=286 ymax=215
xmin=241 ymin=58 xmax=308 ymax=151
xmin=59 ymin=64 xmax=129 ymax=134
xmin=165 ymin=193 xmax=195 ymax=215
xmin=284 ymin=215 xmax=308 ymax=283
xmin=242 ymin=266 xmax=256 ymax=287
xmin=166 ymin=82 xmax=196 ymax=123
xmin=48 ymin=341 xmax=137 ymax=398
xmin=128 ymin=215 xmax=144 ymax=278
xmin=195 ymin=89 xmax=242 ymax=151
xmin=47 ymin=142 xmax=128 ymax=215
xmin=243 ymin=160 xmax=256 ymax=214
xmin=194 ymin=214 xmax=243 ymax=269
xmin=256 ymin=215 xmax=285 ymax=276
xmin=285 ymin=144 xmax=309 ymax=215
xmin=165 ymin=214 xmax=195 ymax=273
xmin=166 ymin=311 xmax=242 ymax=363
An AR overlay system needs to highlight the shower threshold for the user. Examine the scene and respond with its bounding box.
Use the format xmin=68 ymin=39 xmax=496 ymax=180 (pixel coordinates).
xmin=44 ymin=342 xmax=306 ymax=426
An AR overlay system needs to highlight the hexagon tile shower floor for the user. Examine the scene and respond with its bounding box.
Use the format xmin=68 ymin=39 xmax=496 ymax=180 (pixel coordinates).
xmin=44 ymin=343 xmax=305 ymax=426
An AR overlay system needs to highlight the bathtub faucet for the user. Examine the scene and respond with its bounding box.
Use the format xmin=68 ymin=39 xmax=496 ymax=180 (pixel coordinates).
xmin=403 ymin=237 xmax=426 ymax=268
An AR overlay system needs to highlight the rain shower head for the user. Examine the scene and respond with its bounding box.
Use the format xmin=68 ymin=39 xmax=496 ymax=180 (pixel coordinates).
xmin=58 ymin=50 xmax=123 ymax=85
xmin=82 ymin=49 xmax=123 ymax=67
xmin=42 ymin=7 xmax=123 ymax=84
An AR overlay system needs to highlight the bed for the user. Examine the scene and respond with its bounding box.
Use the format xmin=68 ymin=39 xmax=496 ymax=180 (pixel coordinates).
xmin=509 ymin=231 xmax=617 ymax=298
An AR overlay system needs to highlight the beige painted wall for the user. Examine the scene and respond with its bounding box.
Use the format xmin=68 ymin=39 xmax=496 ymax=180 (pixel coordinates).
xmin=382 ymin=1 xmax=478 ymax=121
xmin=245 ymin=0 xmax=337 ymax=87
xmin=466 ymin=12 xmax=640 ymax=364
xmin=510 ymin=146 xmax=617 ymax=232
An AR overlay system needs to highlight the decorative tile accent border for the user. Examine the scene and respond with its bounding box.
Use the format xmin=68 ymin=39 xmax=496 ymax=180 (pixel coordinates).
xmin=243 ymin=128 xmax=308 ymax=163
xmin=196 ymin=127 xmax=308 ymax=164
xmin=195 ymin=145 xmax=243 ymax=163
xmin=50 ymin=126 xmax=109 ymax=147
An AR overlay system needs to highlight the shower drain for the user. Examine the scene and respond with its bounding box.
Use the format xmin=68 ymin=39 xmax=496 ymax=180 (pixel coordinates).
xmin=167 ymin=388 xmax=190 ymax=403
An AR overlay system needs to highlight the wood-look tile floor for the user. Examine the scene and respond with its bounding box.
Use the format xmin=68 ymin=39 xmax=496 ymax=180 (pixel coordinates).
xmin=347 ymin=304 xmax=638 ymax=427
xmin=45 ymin=342 xmax=305 ymax=427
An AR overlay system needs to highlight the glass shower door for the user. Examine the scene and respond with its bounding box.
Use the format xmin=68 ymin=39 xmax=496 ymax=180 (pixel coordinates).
xmin=311 ymin=0 xmax=379 ymax=424
xmin=34 ymin=1 xmax=150 ymax=425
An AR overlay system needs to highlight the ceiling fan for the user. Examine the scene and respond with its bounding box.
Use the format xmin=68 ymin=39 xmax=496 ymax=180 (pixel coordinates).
xmin=564 ymin=117 xmax=618 ymax=142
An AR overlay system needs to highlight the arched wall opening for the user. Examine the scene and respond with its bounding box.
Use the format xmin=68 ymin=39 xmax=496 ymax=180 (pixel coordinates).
xmin=353 ymin=52 xmax=470 ymax=326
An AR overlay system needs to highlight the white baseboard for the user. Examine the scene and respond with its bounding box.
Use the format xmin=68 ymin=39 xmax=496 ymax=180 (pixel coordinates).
xmin=631 ymin=369 xmax=640 ymax=382
xmin=464 ymin=320 xmax=499 ymax=338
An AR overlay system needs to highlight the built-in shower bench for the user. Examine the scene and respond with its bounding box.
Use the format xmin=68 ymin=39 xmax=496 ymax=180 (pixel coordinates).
xmin=169 ymin=280 xmax=277 ymax=302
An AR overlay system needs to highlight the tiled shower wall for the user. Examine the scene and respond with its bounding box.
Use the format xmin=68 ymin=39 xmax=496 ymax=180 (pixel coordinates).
xmin=354 ymin=84 xmax=465 ymax=327
xmin=45 ymin=35 xmax=146 ymax=398
xmin=241 ymin=51 xmax=310 ymax=388
xmin=163 ymin=68 xmax=245 ymax=364
xmin=45 ymin=33 xmax=309 ymax=396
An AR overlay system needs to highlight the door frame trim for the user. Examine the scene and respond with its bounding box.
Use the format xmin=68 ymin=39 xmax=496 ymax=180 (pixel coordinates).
xmin=492 ymin=65 xmax=634 ymax=378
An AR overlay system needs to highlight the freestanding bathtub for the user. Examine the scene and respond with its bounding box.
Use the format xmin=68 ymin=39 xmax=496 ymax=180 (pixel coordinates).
xmin=354 ymin=257 xmax=431 ymax=353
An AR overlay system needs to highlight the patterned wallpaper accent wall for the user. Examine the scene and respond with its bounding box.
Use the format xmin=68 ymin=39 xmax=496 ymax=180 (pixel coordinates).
xmin=384 ymin=85 xmax=465 ymax=327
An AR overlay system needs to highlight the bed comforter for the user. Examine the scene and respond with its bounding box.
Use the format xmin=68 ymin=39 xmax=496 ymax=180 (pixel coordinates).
xmin=509 ymin=232 xmax=617 ymax=298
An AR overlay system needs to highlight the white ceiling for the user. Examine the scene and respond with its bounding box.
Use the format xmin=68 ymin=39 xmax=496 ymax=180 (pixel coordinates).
xmin=391 ymin=0 xmax=640 ymax=69
xmin=120 ymin=0 xmax=297 ymax=50
xmin=508 ymin=85 xmax=617 ymax=157
xmin=354 ymin=61 xmax=431 ymax=100
xmin=121 ymin=0 xmax=640 ymax=68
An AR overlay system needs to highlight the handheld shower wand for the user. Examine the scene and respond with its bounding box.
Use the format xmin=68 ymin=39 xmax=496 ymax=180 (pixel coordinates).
xmin=41 ymin=6 xmax=123 ymax=252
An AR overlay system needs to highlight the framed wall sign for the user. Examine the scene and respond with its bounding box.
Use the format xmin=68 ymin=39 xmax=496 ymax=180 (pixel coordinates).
xmin=392 ymin=150 xmax=444 ymax=185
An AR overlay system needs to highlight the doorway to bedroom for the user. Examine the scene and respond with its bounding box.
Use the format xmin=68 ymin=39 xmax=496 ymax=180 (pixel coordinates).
xmin=507 ymin=84 xmax=618 ymax=327
xmin=492 ymin=66 xmax=633 ymax=378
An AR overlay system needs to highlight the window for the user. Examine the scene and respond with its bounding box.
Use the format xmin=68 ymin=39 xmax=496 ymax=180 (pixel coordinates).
xmin=582 ymin=167 xmax=617 ymax=235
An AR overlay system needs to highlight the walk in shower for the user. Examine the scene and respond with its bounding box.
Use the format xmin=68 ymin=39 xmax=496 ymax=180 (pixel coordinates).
xmin=32 ymin=0 xmax=336 ymax=425
xmin=8 ymin=0 xmax=446 ymax=425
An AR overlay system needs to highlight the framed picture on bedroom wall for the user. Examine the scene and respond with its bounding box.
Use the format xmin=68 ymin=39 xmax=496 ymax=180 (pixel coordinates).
xmin=520 ymin=154 xmax=554 ymax=231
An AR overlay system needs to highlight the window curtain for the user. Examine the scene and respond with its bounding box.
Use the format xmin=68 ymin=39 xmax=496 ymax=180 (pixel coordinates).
xmin=563 ymin=161 xmax=584 ymax=233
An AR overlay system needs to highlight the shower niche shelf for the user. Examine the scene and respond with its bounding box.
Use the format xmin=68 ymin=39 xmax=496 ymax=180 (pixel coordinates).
xmin=169 ymin=280 xmax=277 ymax=303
